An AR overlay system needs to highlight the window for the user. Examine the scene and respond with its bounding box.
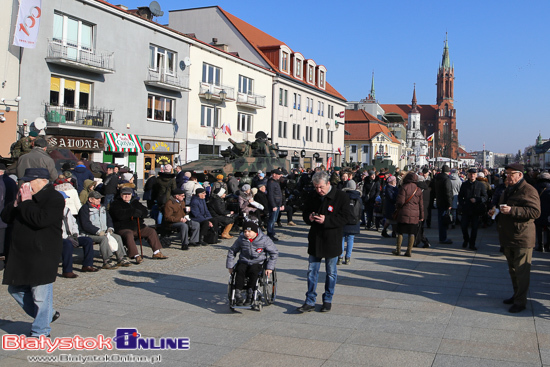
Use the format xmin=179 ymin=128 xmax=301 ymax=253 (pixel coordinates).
xmin=149 ymin=45 xmax=176 ymax=75
xmin=279 ymin=89 xmax=288 ymax=106
xmin=363 ymin=145 xmax=369 ymax=154
xmin=309 ymin=98 xmax=314 ymax=114
xmin=50 ymin=76 xmax=91 ymax=112
xmin=351 ymin=145 xmax=357 ymax=154
xmin=237 ymin=113 xmax=253 ymax=132
xmin=292 ymin=124 xmax=300 ymax=140
xmin=202 ymin=63 xmax=221 ymax=86
xmin=319 ymin=71 xmax=325 ymax=88
xmin=284 ymin=90 xmax=288 ymax=107
xmin=278 ymin=121 xmax=287 ymax=138
xmin=317 ymin=128 xmax=324 ymax=143
xmin=297 ymin=94 xmax=301 ymax=110
xmin=53 ymin=13 xmax=94 ymax=58
xmin=318 ymin=101 xmax=321 ymax=116
xmin=199 ymin=104 xmax=220 ymax=127
xmin=279 ymin=89 xmax=283 ymax=106
xmin=293 ymin=93 xmax=297 ymax=109
xmin=308 ymin=65 xmax=315 ymax=83
xmin=321 ymin=102 xmax=324 ymax=117
xmin=328 ymin=131 xmax=333 ymax=144
xmin=239 ymin=75 xmax=253 ymax=94
xmin=281 ymin=51 xmax=289 ymax=72
xmin=306 ymin=126 xmax=314 ymax=142
xmin=328 ymin=105 xmax=334 ymax=119
xmin=296 ymin=59 xmax=302 ymax=78
xmin=148 ymin=95 xmax=174 ymax=122
xmin=306 ymin=98 xmax=310 ymax=113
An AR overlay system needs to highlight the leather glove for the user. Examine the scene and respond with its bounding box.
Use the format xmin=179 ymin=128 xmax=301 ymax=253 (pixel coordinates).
xmin=98 ymin=230 xmax=105 ymax=236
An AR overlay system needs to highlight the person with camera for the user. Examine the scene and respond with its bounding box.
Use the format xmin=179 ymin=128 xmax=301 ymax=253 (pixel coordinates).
xmin=457 ymin=168 xmax=487 ymax=251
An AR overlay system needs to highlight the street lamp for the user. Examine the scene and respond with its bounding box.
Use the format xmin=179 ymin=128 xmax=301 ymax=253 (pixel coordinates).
xmin=204 ymin=89 xmax=226 ymax=157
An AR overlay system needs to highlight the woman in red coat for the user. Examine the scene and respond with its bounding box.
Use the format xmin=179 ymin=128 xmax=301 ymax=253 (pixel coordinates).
xmin=392 ymin=172 xmax=424 ymax=257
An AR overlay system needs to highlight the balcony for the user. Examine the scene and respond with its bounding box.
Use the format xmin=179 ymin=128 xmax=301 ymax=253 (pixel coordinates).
xmin=144 ymin=69 xmax=190 ymax=92
xmin=236 ymin=92 xmax=266 ymax=109
xmin=45 ymin=39 xmax=115 ymax=74
xmin=198 ymin=82 xmax=235 ymax=101
xmin=45 ymin=104 xmax=113 ymax=130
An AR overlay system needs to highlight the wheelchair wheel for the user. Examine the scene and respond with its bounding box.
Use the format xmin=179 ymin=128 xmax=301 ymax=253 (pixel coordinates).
xmin=227 ymin=272 xmax=237 ymax=309
xmin=262 ymin=269 xmax=277 ymax=305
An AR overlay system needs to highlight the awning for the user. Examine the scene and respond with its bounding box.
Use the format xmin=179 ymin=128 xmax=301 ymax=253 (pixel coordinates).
xmin=104 ymin=132 xmax=143 ymax=153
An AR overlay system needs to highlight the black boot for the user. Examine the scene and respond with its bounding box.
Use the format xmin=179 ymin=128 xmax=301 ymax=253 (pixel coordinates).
xmin=381 ymin=229 xmax=390 ymax=238
xmin=234 ymin=289 xmax=244 ymax=306
xmin=199 ymin=236 xmax=208 ymax=246
xmin=243 ymin=289 xmax=253 ymax=306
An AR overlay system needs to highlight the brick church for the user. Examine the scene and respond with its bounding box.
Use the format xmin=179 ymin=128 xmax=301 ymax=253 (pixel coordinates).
xmin=381 ymin=35 xmax=458 ymax=161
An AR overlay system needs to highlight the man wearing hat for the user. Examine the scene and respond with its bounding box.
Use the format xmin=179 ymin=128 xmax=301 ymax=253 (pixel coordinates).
xmin=490 ymin=163 xmax=540 ymax=313
xmin=189 ymin=188 xmax=219 ymax=245
xmin=16 ymin=138 xmax=58 ymax=182
xmin=208 ymin=187 xmax=236 ymax=239
xmin=163 ymin=188 xmax=200 ymax=249
xmin=1 ymin=168 xmax=64 ymax=337
xmin=266 ymin=169 xmax=284 ymax=241
xmin=458 ymin=168 xmax=488 ymax=250
xmin=434 ymin=165 xmax=453 ymax=244
xmin=78 ymin=190 xmax=130 ymax=269
xmin=212 ymin=174 xmax=228 ymax=193
xmin=11 ymin=131 xmax=38 ymax=159
xmin=110 ymin=187 xmax=168 ymax=262
xmin=251 ymin=170 xmax=267 ymax=189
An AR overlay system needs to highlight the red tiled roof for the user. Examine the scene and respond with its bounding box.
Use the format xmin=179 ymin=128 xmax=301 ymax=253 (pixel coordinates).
xmin=458 ymin=147 xmax=474 ymax=159
xmin=344 ymin=110 xmax=400 ymax=144
xmin=218 ymin=7 xmax=346 ymax=101
xmin=381 ymin=104 xmax=439 ymax=125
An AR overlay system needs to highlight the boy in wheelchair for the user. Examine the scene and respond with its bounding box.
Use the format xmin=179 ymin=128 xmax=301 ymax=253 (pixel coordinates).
xmin=226 ymin=218 xmax=278 ymax=306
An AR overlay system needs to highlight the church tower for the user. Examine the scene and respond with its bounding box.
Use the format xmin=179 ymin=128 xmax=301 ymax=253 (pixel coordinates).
xmin=407 ymin=85 xmax=428 ymax=167
xmin=434 ymin=33 xmax=458 ymax=160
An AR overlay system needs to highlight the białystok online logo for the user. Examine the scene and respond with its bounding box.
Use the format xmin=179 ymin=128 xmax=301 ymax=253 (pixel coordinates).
xmin=2 ymin=328 xmax=190 ymax=353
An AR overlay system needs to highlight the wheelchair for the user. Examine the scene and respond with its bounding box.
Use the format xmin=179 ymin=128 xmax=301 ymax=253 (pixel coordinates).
xmin=227 ymin=261 xmax=277 ymax=311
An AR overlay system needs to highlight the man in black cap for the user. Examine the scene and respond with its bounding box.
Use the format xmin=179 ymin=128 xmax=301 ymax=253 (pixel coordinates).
xmin=1 ymin=168 xmax=64 ymax=337
xmin=434 ymin=165 xmax=453 ymax=244
xmin=266 ymin=169 xmax=284 ymax=241
xmin=163 ymin=188 xmax=200 ymax=249
xmin=490 ymin=163 xmax=540 ymax=313
xmin=458 ymin=168 xmax=488 ymax=250
xmin=16 ymin=138 xmax=58 ymax=182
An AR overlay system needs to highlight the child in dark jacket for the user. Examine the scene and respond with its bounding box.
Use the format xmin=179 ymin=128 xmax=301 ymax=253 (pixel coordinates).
xmin=226 ymin=218 xmax=278 ymax=306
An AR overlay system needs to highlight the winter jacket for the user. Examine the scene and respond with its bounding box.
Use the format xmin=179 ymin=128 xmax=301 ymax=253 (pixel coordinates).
xmin=458 ymin=179 xmax=488 ymax=216
xmin=535 ymin=180 xmax=550 ymax=226
xmin=163 ymin=196 xmax=186 ymax=225
xmin=383 ymin=184 xmax=399 ymax=219
xmin=362 ymin=177 xmax=380 ymax=204
xmin=1 ymin=184 xmax=64 ymax=286
xmin=416 ymin=179 xmax=431 ymax=219
xmin=395 ymin=172 xmax=424 ymax=224
xmin=62 ymin=207 xmax=79 ymax=239
xmin=102 ymin=173 xmax=119 ymax=195
xmin=183 ymin=180 xmax=202 ymax=205
xmin=16 ymin=147 xmax=58 ymax=182
xmin=238 ymin=190 xmax=258 ymax=216
xmin=189 ymin=195 xmax=212 ymax=223
xmin=450 ymin=172 xmax=462 ymax=209
xmin=55 ymin=182 xmax=81 ymax=215
xmin=343 ymin=189 xmax=362 ymax=235
xmin=78 ymin=202 xmax=114 ymax=235
xmin=72 ymin=165 xmax=94 ymax=193
xmin=79 ymin=179 xmax=96 ymax=205
xmin=266 ymin=178 xmax=283 ymax=209
xmin=109 ymin=197 xmax=148 ymax=232
xmin=226 ymin=231 xmax=278 ymax=270
xmin=434 ymin=172 xmax=453 ymax=209
xmin=153 ymin=172 xmax=176 ymax=205
xmin=208 ymin=194 xmax=231 ymax=217
xmin=227 ymin=177 xmax=239 ymax=194
xmin=497 ymin=178 xmax=540 ymax=248
xmin=303 ymin=186 xmax=352 ymax=258
xmin=175 ymin=170 xmax=186 ymax=190
xmin=253 ymin=190 xmax=269 ymax=218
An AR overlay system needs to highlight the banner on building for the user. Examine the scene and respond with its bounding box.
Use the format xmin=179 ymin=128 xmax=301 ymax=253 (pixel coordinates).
xmin=104 ymin=133 xmax=143 ymax=153
xmin=13 ymin=0 xmax=42 ymax=49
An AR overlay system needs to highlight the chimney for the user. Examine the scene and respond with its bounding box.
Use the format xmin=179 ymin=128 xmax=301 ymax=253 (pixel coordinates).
xmin=116 ymin=4 xmax=129 ymax=11
xmin=211 ymin=37 xmax=228 ymax=52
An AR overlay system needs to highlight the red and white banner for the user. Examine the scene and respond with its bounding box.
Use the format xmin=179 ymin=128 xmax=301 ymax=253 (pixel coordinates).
xmin=221 ymin=123 xmax=232 ymax=136
xmin=327 ymin=156 xmax=333 ymax=169
xmin=13 ymin=0 xmax=42 ymax=49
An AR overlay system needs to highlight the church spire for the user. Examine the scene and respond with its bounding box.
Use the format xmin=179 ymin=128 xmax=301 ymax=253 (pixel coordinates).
xmin=367 ymin=71 xmax=375 ymax=101
xmin=441 ymin=32 xmax=451 ymax=70
xmin=411 ymin=83 xmax=418 ymax=113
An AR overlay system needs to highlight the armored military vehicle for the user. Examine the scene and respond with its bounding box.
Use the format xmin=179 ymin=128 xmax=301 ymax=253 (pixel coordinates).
xmin=179 ymin=131 xmax=289 ymax=177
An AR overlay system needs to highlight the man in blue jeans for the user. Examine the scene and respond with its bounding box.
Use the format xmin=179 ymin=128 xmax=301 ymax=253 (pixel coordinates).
xmin=2 ymin=168 xmax=64 ymax=337
xmin=298 ymin=171 xmax=351 ymax=313
xmin=266 ymin=169 xmax=284 ymax=241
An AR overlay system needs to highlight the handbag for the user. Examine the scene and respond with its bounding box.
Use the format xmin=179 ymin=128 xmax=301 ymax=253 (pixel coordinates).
xmin=392 ymin=187 xmax=418 ymax=220
xmin=106 ymin=233 xmax=119 ymax=252
xmin=204 ymin=226 xmax=218 ymax=244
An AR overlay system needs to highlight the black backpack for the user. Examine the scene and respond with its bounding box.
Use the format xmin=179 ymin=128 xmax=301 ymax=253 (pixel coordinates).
xmin=347 ymin=197 xmax=363 ymax=225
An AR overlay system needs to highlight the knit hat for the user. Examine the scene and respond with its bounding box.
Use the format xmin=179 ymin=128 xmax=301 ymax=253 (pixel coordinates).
xmin=243 ymin=218 xmax=259 ymax=234
xmin=195 ymin=188 xmax=205 ymax=194
xmin=216 ymin=174 xmax=224 ymax=180
xmin=184 ymin=171 xmax=192 ymax=178
xmin=242 ymin=184 xmax=251 ymax=191
xmin=122 ymin=173 xmax=133 ymax=182
xmin=441 ymin=165 xmax=451 ymax=173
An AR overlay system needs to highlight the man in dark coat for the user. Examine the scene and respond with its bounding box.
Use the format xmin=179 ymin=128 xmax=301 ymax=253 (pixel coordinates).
xmin=189 ymin=188 xmax=219 ymax=244
xmin=16 ymin=138 xmax=58 ymax=182
xmin=458 ymin=168 xmax=488 ymax=250
xmin=362 ymin=170 xmax=380 ymax=230
xmin=72 ymin=161 xmax=95 ymax=194
xmin=434 ymin=165 xmax=453 ymax=244
xmin=266 ymin=169 xmax=284 ymax=241
xmin=491 ymin=163 xmax=540 ymax=313
xmin=298 ymin=171 xmax=351 ymax=313
xmin=102 ymin=164 xmax=119 ymax=208
xmin=109 ymin=187 xmax=167 ymax=263
xmin=1 ymin=168 xmax=64 ymax=337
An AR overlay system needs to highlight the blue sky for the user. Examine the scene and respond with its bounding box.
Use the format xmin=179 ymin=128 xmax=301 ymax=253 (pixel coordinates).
xmin=137 ymin=0 xmax=549 ymax=154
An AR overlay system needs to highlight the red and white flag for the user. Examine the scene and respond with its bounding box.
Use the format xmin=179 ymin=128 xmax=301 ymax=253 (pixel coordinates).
xmin=13 ymin=0 xmax=42 ymax=49
xmin=338 ymin=147 xmax=342 ymax=155
xmin=222 ymin=123 xmax=232 ymax=136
